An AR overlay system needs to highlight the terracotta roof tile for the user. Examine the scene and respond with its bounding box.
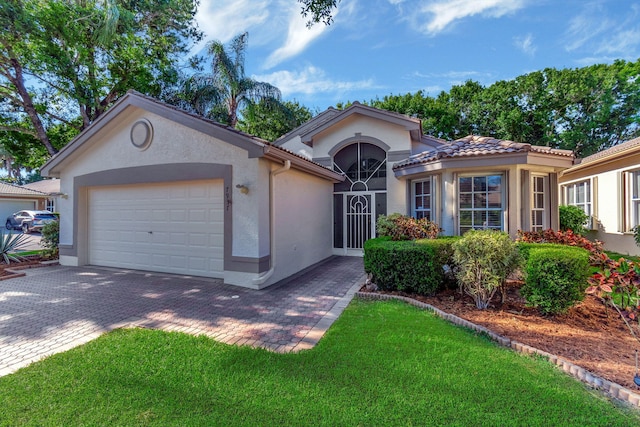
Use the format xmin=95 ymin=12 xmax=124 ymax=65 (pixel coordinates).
xmin=393 ymin=135 xmax=573 ymax=170
xmin=0 ymin=182 xmax=48 ymax=196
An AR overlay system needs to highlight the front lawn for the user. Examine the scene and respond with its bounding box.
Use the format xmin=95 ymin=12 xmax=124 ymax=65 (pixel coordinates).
xmin=0 ymin=299 xmax=637 ymax=426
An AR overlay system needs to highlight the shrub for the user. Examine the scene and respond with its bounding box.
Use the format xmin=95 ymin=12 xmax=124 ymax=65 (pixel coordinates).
xmin=559 ymin=205 xmax=589 ymax=235
xmin=517 ymin=229 xmax=603 ymax=263
xmin=0 ymin=231 xmax=28 ymax=264
xmin=516 ymin=242 xmax=568 ymax=262
xmin=364 ymin=237 xmax=458 ymax=295
xmin=40 ymin=220 xmax=59 ymax=258
xmin=376 ymin=213 xmax=440 ymax=241
xmin=521 ymin=246 xmax=590 ymax=315
xmin=453 ymin=230 xmax=521 ymax=309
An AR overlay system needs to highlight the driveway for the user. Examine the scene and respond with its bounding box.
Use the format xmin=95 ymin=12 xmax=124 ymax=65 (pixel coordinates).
xmin=0 ymin=257 xmax=365 ymax=377
xmin=3 ymin=227 xmax=42 ymax=252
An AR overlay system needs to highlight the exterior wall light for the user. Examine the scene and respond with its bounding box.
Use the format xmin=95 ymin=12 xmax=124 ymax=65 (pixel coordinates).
xmin=236 ymin=184 xmax=249 ymax=195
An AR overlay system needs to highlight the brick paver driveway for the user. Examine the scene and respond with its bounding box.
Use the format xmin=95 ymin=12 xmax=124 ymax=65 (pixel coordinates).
xmin=0 ymin=257 xmax=365 ymax=377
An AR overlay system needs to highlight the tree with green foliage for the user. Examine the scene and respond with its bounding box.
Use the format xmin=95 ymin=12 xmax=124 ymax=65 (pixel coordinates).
xmin=0 ymin=0 xmax=201 ymax=164
xmin=298 ymin=0 xmax=340 ymax=26
xmin=237 ymin=100 xmax=313 ymax=142
xmin=171 ymin=32 xmax=282 ymax=128
xmin=370 ymin=60 xmax=640 ymax=158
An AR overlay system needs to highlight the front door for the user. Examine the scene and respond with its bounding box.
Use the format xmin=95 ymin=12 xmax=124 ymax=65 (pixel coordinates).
xmin=344 ymin=192 xmax=375 ymax=252
xmin=332 ymin=141 xmax=388 ymax=256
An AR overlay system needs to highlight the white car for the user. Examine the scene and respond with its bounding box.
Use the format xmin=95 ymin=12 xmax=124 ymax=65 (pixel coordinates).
xmin=5 ymin=210 xmax=58 ymax=233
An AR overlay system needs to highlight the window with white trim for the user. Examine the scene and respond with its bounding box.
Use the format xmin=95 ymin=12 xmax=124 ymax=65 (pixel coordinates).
xmin=412 ymin=178 xmax=433 ymax=220
xmin=458 ymin=174 xmax=504 ymax=234
xmin=627 ymin=170 xmax=640 ymax=230
xmin=564 ymin=180 xmax=591 ymax=217
xmin=531 ymin=175 xmax=546 ymax=231
xmin=46 ymin=198 xmax=55 ymax=212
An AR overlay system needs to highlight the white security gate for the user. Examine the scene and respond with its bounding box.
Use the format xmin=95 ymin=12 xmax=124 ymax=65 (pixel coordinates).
xmin=344 ymin=192 xmax=375 ymax=251
xmin=88 ymin=180 xmax=224 ymax=278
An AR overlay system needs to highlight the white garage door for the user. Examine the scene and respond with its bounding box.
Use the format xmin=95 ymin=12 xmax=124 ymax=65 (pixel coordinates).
xmin=88 ymin=180 xmax=224 ymax=278
xmin=1 ymin=200 xmax=37 ymax=228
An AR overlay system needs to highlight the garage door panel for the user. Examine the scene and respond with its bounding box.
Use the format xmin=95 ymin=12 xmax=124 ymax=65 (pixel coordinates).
xmin=89 ymin=180 xmax=224 ymax=278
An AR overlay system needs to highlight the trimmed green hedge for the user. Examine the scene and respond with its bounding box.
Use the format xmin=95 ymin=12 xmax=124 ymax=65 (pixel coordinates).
xmin=516 ymin=242 xmax=568 ymax=262
xmin=363 ymin=236 xmax=460 ymax=295
xmin=521 ymin=246 xmax=590 ymax=315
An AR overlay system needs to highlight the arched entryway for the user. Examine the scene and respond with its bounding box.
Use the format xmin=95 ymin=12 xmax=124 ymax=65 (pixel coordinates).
xmin=332 ymin=141 xmax=387 ymax=254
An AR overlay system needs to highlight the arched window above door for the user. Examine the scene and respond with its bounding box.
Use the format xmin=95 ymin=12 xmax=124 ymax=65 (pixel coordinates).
xmin=333 ymin=142 xmax=387 ymax=192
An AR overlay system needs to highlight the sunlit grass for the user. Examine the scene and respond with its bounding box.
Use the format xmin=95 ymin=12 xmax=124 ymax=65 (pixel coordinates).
xmin=0 ymin=299 xmax=637 ymax=426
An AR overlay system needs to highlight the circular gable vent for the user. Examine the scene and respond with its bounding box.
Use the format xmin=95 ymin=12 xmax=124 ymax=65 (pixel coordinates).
xmin=130 ymin=119 xmax=153 ymax=150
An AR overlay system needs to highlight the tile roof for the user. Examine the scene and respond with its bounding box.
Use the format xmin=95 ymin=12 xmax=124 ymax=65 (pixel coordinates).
xmin=393 ymin=135 xmax=574 ymax=170
xmin=22 ymin=178 xmax=60 ymax=194
xmin=577 ymin=136 xmax=640 ymax=166
xmin=0 ymin=182 xmax=48 ymax=197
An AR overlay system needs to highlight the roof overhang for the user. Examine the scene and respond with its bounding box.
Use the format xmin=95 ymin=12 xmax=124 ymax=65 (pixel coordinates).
xmin=299 ymin=103 xmax=422 ymax=146
xmin=41 ymin=91 xmax=342 ymax=182
xmin=394 ymin=151 xmax=575 ymax=178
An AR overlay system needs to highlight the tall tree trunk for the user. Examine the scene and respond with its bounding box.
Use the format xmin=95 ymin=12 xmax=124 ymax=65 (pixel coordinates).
xmin=7 ymin=55 xmax=58 ymax=156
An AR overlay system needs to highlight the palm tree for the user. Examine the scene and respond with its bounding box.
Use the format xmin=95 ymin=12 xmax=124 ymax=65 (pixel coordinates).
xmin=176 ymin=32 xmax=282 ymax=127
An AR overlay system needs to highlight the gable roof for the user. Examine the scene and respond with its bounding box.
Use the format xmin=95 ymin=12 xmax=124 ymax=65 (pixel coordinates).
xmin=22 ymin=178 xmax=60 ymax=194
xmin=0 ymin=182 xmax=48 ymax=198
xmin=277 ymin=102 xmax=423 ymax=147
xmin=576 ymin=136 xmax=640 ymax=167
xmin=41 ymin=91 xmax=343 ymax=182
xmin=393 ymin=135 xmax=574 ymax=171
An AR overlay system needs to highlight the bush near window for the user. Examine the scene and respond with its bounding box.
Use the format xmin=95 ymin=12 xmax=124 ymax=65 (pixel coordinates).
xmin=516 ymin=242 xmax=568 ymax=262
xmin=363 ymin=237 xmax=459 ymax=295
xmin=40 ymin=220 xmax=59 ymax=259
xmin=375 ymin=213 xmax=440 ymax=241
xmin=521 ymin=246 xmax=590 ymax=315
xmin=453 ymin=230 xmax=521 ymax=309
xmin=559 ymin=205 xmax=589 ymax=235
xmin=517 ymin=229 xmax=603 ymax=263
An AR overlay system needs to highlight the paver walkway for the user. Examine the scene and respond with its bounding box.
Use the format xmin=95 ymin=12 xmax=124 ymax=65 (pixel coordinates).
xmin=0 ymin=256 xmax=365 ymax=377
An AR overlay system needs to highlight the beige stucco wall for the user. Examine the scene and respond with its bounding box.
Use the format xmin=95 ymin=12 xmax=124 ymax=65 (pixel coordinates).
xmin=310 ymin=114 xmax=412 ymax=159
xmin=56 ymin=106 xmax=270 ymax=271
xmin=560 ymin=157 xmax=640 ymax=256
xmin=266 ymin=166 xmax=334 ymax=285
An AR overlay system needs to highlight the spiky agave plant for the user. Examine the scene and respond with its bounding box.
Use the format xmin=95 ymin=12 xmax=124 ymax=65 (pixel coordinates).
xmin=0 ymin=231 xmax=29 ymax=264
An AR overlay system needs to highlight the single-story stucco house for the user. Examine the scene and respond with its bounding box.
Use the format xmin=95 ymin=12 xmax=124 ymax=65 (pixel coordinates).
xmin=41 ymin=90 xmax=578 ymax=288
xmin=559 ymin=136 xmax=640 ymax=255
xmin=0 ymin=182 xmax=49 ymax=228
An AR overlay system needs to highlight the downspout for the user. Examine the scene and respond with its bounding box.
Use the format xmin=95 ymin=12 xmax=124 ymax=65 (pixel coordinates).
xmin=252 ymin=159 xmax=291 ymax=286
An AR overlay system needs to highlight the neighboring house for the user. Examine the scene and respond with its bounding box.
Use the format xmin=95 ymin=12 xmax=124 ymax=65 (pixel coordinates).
xmin=559 ymin=136 xmax=640 ymax=255
xmin=21 ymin=178 xmax=61 ymax=212
xmin=0 ymin=182 xmax=49 ymax=228
xmin=41 ymin=91 xmax=575 ymax=288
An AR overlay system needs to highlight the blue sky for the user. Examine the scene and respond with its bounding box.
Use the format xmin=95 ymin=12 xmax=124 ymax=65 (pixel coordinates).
xmin=194 ymin=0 xmax=640 ymax=112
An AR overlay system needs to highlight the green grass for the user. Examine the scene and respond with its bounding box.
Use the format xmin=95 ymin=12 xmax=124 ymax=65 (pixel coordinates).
xmin=0 ymin=299 xmax=638 ymax=426
xmin=605 ymin=250 xmax=640 ymax=262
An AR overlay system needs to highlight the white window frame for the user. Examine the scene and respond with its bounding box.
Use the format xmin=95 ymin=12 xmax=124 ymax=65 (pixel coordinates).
xmin=563 ymin=179 xmax=592 ymax=217
xmin=531 ymin=174 xmax=548 ymax=232
xmin=625 ymin=170 xmax=640 ymax=231
xmin=46 ymin=198 xmax=55 ymax=213
xmin=412 ymin=177 xmax=434 ymax=221
xmin=457 ymin=173 xmax=505 ymax=234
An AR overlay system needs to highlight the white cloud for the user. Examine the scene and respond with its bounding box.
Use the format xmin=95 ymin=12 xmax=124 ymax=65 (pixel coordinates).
xmin=263 ymin=4 xmax=328 ymax=69
xmin=514 ymin=33 xmax=536 ymax=56
xmin=409 ymin=0 xmax=527 ymax=36
xmin=564 ymin=3 xmax=640 ymax=55
xmin=253 ymin=66 xmax=376 ymax=97
xmin=194 ymin=0 xmax=271 ymax=51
